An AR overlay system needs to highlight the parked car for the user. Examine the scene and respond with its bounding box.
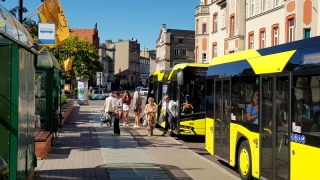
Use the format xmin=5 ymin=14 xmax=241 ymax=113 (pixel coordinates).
xmin=139 ymin=88 xmax=149 ymax=96
xmin=135 ymin=86 xmax=143 ymax=92
xmin=92 ymin=90 xmax=106 ymax=100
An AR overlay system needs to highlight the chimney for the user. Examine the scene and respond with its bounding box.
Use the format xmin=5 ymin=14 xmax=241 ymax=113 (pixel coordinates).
xmin=162 ymin=24 xmax=166 ymax=29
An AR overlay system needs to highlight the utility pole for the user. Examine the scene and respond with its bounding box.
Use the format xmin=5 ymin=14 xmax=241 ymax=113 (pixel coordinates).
xmin=18 ymin=0 xmax=23 ymax=22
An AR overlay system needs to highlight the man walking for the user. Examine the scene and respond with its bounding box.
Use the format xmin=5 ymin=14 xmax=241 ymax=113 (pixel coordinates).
xmin=102 ymin=93 xmax=116 ymax=125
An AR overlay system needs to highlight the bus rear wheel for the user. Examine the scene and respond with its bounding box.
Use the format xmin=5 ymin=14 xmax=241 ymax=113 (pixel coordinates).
xmin=237 ymin=140 xmax=252 ymax=180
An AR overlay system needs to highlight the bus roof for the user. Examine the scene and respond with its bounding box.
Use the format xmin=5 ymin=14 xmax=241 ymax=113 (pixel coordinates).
xmin=208 ymin=36 xmax=320 ymax=76
xmin=150 ymin=70 xmax=165 ymax=81
xmin=168 ymin=63 xmax=209 ymax=80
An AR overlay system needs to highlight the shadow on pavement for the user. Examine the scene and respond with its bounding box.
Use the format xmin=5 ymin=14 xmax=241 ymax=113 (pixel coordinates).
xmin=36 ymin=165 xmax=110 ymax=180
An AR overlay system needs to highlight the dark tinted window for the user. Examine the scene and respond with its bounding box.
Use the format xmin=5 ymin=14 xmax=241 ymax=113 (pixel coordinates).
xmin=231 ymin=76 xmax=259 ymax=128
xmin=206 ymin=79 xmax=214 ymax=118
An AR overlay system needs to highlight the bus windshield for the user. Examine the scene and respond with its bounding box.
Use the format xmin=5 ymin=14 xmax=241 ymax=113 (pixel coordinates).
xmin=180 ymin=67 xmax=206 ymax=116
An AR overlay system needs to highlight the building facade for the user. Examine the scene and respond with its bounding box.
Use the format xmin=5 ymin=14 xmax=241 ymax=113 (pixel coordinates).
xmin=155 ymin=24 xmax=195 ymax=70
xmin=141 ymin=48 xmax=156 ymax=75
xmin=139 ymin=56 xmax=150 ymax=87
xmin=70 ymin=23 xmax=100 ymax=53
xmin=98 ymin=43 xmax=115 ymax=88
xmin=195 ymin=0 xmax=319 ymax=64
xmin=108 ymin=39 xmax=140 ymax=89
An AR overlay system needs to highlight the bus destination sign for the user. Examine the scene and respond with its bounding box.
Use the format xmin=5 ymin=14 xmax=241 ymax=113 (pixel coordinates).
xmin=303 ymin=52 xmax=320 ymax=65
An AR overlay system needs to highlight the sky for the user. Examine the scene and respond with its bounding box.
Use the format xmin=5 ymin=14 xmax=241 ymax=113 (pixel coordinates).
xmin=1 ymin=0 xmax=199 ymax=51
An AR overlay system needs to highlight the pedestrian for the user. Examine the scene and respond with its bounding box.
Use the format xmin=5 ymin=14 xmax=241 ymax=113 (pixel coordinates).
xmin=122 ymin=90 xmax=131 ymax=126
xmin=112 ymin=91 xmax=122 ymax=136
xmin=102 ymin=93 xmax=116 ymax=126
xmin=132 ymin=91 xmax=142 ymax=127
xmin=145 ymin=90 xmax=155 ymax=105
xmin=144 ymin=97 xmax=157 ymax=137
xmin=89 ymin=86 xmax=93 ymax=94
xmin=161 ymin=95 xmax=178 ymax=136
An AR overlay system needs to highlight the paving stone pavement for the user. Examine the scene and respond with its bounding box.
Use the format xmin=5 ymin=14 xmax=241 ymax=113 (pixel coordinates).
xmin=36 ymin=102 xmax=240 ymax=180
xmin=90 ymin=106 xmax=171 ymax=180
xmin=36 ymin=105 xmax=110 ymax=180
xmin=89 ymin=105 xmax=240 ymax=180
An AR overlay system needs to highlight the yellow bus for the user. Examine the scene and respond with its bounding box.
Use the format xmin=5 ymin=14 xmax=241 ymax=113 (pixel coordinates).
xmin=158 ymin=63 xmax=209 ymax=135
xmin=205 ymin=36 xmax=320 ymax=180
xmin=148 ymin=69 xmax=165 ymax=104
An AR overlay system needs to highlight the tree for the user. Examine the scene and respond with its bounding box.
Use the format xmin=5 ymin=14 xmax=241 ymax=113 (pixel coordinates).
xmin=9 ymin=6 xmax=28 ymax=18
xmin=50 ymin=35 xmax=103 ymax=80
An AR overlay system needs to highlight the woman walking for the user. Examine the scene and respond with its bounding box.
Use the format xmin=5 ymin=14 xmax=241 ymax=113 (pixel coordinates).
xmin=132 ymin=91 xmax=142 ymax=127
xmin=112 ymin=91 xmax=123 ymax=136
xmin=144 ymin=97 xmax=157 ymax=137
xmin=122 ymin=90 xmax=132 ymax=126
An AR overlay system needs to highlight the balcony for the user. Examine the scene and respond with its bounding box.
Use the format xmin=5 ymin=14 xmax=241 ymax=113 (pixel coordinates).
xmin=195 ymin=5 xmax=209 ymax=16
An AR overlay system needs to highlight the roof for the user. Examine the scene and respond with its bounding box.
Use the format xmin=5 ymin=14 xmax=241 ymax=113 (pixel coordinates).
xmin=208 ymin=36 xmax=320 ymax=76
xmin=166 ymin=29 xmax=195 ymax=35
xmin=168 ymin=63 xmax=209 ymax=80
xmin=0 ymin=4 xmax=34 ymax=47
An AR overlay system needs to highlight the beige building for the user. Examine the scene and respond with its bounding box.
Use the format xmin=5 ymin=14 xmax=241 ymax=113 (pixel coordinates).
xmin=107 ymin=39 xmax=140 ymax=89
xmin=140 ymin=48 xmax=156 ymax=75
xmin=195 ymin=0 xmax=319 ymax=64
xmin=155 ymin=24 xmax=195 ymax=70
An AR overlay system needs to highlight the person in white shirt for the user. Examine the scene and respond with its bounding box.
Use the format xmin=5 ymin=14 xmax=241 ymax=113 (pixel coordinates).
xmin=103 ymin=93 xmax=116 ymax=123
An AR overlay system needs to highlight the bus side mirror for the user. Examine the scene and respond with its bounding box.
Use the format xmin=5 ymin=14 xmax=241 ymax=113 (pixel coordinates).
xmin=177 ymin=68 xmax=183 ymax=86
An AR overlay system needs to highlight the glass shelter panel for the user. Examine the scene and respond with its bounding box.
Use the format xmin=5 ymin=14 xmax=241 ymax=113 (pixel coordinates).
xmin=35 ymin=71 xmax=47 ymax=130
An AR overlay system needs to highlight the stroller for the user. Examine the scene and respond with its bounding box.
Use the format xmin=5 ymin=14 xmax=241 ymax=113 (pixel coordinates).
xmin=100 ymin=111 xmax=113 ymax=127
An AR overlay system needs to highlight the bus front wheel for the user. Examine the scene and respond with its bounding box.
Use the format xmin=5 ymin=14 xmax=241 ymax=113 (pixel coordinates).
xmin=237 ymin=140 xmax=252 ymax=180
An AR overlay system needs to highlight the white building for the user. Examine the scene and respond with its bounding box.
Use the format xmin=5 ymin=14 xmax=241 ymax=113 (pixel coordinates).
xmin=139 ymin=56 xmax=150 ymax=87
xmin=98 ymin=43 xmax=115 ymax=88
xmin=195 ymin=0 xmax=320 ymax=64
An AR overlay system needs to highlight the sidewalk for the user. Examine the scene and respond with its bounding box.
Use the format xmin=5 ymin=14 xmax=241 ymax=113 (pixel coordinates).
xmin=36 ymin=104 xmax=240 ymax=180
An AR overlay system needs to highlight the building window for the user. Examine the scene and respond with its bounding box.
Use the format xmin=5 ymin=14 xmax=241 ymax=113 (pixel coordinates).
xmin=182 ymin=49 xmax=187 ymax=56
xmin=304 ymin=28 xmax=311 ymax=39
xmin=274 ymin=0 xmax=279 ymax=7
xmin=262 ymin=0 xmax=266 ymax=12
xmin=288 ymin=18 xmax=295 ymax=42
xmin=251 ymin=0 xmax=255 ymax=16
xmin=230 ymin=15 xmax=235 ymax=37
xmin=179 ymin=39 xmax=183 ymax=43
xmin=248 ymin=31 xmax=254 ymax=49
xmin=203 ymin=53 xmax=207 ymax=62
xmin=271 ymin=24 xmax=279 ymax=46
xmin=213 ymin=13 xmax=218 ymax=32
xmin=174 ymin=48 xmax=180 ymax=56
xmin=212 ymin=42 xmax=217 ymax=59
xmin=202 ymin=23 xmax=207 ymax=34
xmin=259 ymin=28 xmax=266 ymax=49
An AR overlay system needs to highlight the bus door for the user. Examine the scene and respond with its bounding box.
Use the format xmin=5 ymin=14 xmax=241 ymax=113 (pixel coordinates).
xmin=260 ymin=74 xmax=290 ymax=180
xmin=214 ymin=78 xmax=231 ymax=161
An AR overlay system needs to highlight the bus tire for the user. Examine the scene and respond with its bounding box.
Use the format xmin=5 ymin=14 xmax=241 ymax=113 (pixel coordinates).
xmin=237 ymin=140 xmax=252 ymax=180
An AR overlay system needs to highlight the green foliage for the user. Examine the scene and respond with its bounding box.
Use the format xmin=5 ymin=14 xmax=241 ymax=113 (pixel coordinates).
xmin=49 ymin=35 xmax=103 ymax=79
xmin=23 ymin=19 xmax=38 ymax=38
xmin=71 ymin=87 xmax=78 ymax=94
xmin=61 ymin=94 xmax=68 ymax=105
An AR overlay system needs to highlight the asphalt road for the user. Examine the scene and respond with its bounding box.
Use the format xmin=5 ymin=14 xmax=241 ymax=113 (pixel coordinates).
xmin=87 ymin=96 xmax=239 ymax=178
